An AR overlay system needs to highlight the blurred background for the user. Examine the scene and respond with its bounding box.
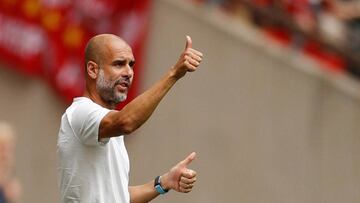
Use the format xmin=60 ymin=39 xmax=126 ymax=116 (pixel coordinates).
xmin=0 ymin=0 xmax=360 ymax=202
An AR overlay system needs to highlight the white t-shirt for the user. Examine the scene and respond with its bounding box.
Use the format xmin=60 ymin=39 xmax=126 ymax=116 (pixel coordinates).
xmin=57 ymin=97 xmax=130 ymax=203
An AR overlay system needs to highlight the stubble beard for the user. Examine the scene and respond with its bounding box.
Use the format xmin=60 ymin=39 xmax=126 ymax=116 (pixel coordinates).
xmin=96 ymin=69 xmax=127 ymax=105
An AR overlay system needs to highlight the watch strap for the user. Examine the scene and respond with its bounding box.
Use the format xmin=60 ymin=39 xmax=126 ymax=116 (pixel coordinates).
xmin=154 ymin=176 xmax=169 ymax=194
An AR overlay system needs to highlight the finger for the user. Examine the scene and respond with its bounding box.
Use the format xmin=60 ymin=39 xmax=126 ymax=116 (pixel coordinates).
xmin=179 ymin=182 xmax=194 ymax=190
xmin=180 ymin=176 xmax=196 ymax=184
xmin=185 ymin=35 xmax=192 ymax=50
xmin=186 ymin=52 xmax=202 ymax=62
xmin=182 ymin=169 xmax=197 ymax=179
xmin=184 ymin=60 xmax=197 ymax=72
xmin=179 ymin=152 xmax=196 ymax=167
xmin=185 ymin=56 xmax=200 ymax=67
xmin=179 ymin=187 xmax=193 ymax=193
xmin=188 ymin=48 xmax=203 ymax=58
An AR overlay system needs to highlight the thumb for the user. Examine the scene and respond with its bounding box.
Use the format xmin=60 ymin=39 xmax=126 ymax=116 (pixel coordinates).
xmin=178 ymin=152 xmax=196 ymax=167
xmin=185 ymin=35 xmax=192 ymax=50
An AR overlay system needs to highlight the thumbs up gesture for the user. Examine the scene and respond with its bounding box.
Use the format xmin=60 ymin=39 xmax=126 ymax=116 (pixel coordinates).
xmin=171 ymin=36 xmax=203 ymax=79
xmin=160 ymin=152 xmax=197 ymax=193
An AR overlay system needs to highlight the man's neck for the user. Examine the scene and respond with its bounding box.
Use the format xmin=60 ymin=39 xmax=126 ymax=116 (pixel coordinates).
xmin=83 ymin=89 xmax=116 ymax=110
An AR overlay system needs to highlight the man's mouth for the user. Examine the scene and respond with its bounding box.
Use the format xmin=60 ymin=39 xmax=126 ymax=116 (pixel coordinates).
xmin=115 ymin=81 xmax=130 ymax=92
xmin=119 ymin=82 xmax=129 ymax=88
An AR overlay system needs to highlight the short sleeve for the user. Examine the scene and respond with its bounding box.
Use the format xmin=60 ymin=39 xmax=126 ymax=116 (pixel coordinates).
xmin=69 ymin=100 xmax=111 ymax=146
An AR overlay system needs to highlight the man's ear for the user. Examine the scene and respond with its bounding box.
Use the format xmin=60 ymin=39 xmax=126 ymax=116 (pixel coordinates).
xmin=87 ymin=61 xmax=99 ymax=79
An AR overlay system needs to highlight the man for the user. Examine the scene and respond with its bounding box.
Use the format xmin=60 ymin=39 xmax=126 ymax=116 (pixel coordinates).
xmin=57 ymin=33 xmax=203 ymax=203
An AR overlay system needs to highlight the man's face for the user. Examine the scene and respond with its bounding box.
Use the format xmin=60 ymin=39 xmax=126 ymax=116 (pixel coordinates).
xmin=96 ymin=41 xmax=135 ymax=105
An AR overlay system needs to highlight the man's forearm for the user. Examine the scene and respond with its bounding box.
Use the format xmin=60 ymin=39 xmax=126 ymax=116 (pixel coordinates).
xmin=117 ymin=68 xmax=179 ymax=131
xmin=129 ymin=181 xmax=160 ymax=203
xmin=99 ymin=69 xmax=180 ymax=138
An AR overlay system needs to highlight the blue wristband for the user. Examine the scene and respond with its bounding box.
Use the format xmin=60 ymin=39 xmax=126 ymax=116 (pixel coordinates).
xmin=154 ymin=176 xmax=169 ymax=194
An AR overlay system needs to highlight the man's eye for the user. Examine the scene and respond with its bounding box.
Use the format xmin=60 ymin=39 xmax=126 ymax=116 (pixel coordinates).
xmin=116 ymin=61 xmax=126 ymax=67
xmin=129 ymin=61 xmax=135 ymax=68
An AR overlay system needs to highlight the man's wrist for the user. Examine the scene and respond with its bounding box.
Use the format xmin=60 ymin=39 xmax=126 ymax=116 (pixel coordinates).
xmin=154 ymin=176 xmax=169 ymax=194
xmin=169 ymin=66 xmax=185 ymax=80
xmin=159 ymin=173 xmax=170 ymax=191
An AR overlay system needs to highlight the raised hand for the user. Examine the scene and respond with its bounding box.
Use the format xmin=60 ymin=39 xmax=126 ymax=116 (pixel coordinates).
xmin=171 ymin=36 xmax=203 ymax=79
xmin=160 ymin=152 xmax=197 ymax=193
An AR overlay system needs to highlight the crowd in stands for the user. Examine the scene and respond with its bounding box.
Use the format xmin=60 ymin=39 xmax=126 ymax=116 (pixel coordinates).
xmin=190 ymin=0 xmax=360 ymax=79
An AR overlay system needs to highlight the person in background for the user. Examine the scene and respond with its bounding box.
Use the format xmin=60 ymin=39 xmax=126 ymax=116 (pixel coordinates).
xmin=0 ymin=122 xmax=21 ymax=203
xmin=327 ymin=0 xmax=360 ymax=76
xmin=57 ymin=34 xmax=203 ymax=203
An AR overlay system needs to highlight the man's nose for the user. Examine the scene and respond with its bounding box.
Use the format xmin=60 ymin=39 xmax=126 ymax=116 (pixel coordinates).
xmin=122 ymin=65 xmax=133 ymax=78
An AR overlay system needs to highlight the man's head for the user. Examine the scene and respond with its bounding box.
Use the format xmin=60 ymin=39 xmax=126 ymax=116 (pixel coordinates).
xmin=84 ymin=34 xmax=135 ymax=107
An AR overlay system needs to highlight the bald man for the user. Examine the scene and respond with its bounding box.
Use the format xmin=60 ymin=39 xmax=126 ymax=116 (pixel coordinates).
xmin=57 ymin=34 xmax=203 ymax=203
